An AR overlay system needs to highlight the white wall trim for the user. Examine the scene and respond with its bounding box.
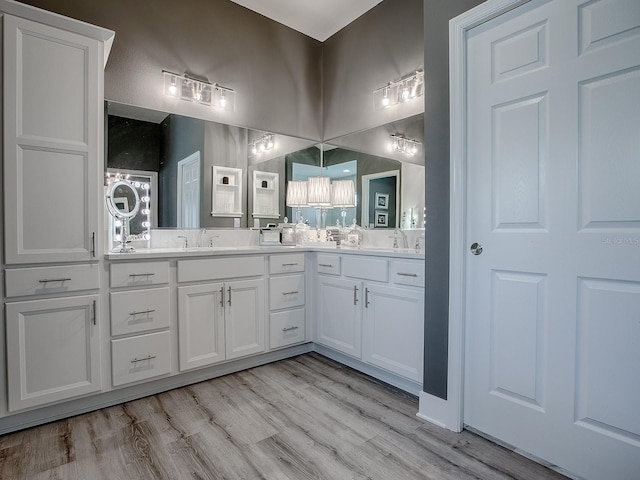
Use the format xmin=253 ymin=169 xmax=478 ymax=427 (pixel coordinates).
xmin=418 ymin=0 xmax=533 ymax=433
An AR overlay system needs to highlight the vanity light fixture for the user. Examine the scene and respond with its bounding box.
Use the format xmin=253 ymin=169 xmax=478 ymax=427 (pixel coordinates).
xmin=373 ymin=70 xmax=424 ymax=110
xmin=250 ymin=133 xmax=275 ymax=156
xmin=163 ymin=70 xmax=235 ymax=111
xmin=390 ymin=134 xmax=421 ymax=156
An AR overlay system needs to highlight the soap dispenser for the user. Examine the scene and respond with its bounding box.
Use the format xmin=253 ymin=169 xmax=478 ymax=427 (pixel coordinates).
xmin=346 ymin=220 xmax=362 ymax=248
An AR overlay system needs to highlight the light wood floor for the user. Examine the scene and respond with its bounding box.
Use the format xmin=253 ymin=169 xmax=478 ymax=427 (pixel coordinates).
xmin=0 ymin=353 xmax=567 ymax=479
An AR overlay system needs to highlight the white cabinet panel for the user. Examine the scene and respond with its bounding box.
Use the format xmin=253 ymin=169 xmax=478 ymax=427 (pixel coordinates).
xmin=3 ymin=15 xmax=101 ymax=264
xmin=110 ymin=287 xmax=171 ymax=336
xmin=111 ymin=331 xmax=171 ymax=387
xmin=363 ymin=285 xmax=424 ymax=383
xmin=5 ymin=263 xmax=100 ymax=298
xmin=178 ymin=256 xmax=264 ymax=283
xmin=110 ymin=261 xmax=170 ymax=288
xmin=225 ymin=279 xmax=266 ymax=360
xmin=316 ymin=276 xmax=361 ymax=358
xmin=342 ymin=256 xmax=388 ymax=282
xmin=269 ymin=274 xmax=305 ymax=311
xmin=270 ymin=308 xmax=306 ymax=349
xmin=178 ymin=283 xmax=226 ymax=371
xmin=269 ymin=253 xmax=305 ymax=274
xmin=6 ymin=295 xmax=101 ymax=411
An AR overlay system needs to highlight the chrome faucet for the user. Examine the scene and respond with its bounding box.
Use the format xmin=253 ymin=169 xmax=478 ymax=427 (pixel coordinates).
xmin=177 ymin=235 xmax=188 ymax=249
xmin=394 ymin=228 xmax=409 ymax=249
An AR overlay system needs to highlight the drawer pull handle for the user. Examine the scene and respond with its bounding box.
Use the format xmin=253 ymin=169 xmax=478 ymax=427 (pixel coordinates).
xmin=282 ymin=291 xmax=299 ymax=295
xmin=92 ymin=300 xmax=97 ymax=326
xmin=228 ymin=286 xmax=232 ymax=306
xmin=131 ymin=355 xmax=156 ymax=364
xmin=397 ymin=272 xmax=419 ymax=277
xmin=39 ymin=278 xmax=72 ymax=283
xmin=91 ymin=232 xmax=96 ymax=258
xmin=282 ymin=263 xmax=298 ymax=266
xmin=365 ymin=288 xmax=370 ymax=308
xmin=319 ymin=263 xmax=333 ymax=268
xmin=282 ymin=326 xmax=299 ymax=332
xmin=129 ymin=273 xmax=155 ymax=277
xmin=220 ymin=286 xmax=225 ymax=307
xmin=130 ymin=309 xmax=155 ymax=316
xmin=354 ymin=285 xmax=359 ymax=305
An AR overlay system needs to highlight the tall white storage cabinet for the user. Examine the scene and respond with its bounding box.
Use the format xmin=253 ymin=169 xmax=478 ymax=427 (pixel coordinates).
xmin=3 ymin=14 xmax=105 ymax=264
xmin=1 ymin=2 xmax=114 ymax=412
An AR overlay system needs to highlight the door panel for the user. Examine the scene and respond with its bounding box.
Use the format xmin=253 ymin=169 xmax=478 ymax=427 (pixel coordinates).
xmin=464 ymin=1 xmax=640 ymax=478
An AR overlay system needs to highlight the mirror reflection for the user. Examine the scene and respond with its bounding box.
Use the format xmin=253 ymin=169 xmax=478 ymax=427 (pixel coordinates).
xmin=106 ymin=102 xmax=424 ymax=233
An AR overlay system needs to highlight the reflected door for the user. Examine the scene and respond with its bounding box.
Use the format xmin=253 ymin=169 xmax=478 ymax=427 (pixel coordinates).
xmin=177 ymin=152 xmax=201 ymax=228
xmin=464 ymin=1 xmax=640 ymax=479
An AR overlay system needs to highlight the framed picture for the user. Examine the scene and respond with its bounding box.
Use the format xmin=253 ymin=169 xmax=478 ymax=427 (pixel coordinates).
xmin=375 ymin=192 xmax=389 ymax=209
xmin=375 ymin=210 xmax=388 ymax=227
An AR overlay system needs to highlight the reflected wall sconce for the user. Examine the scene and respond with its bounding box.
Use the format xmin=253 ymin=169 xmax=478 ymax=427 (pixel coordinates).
xmin=163 ymin=70 xmax=235 ymax=111
xmin=373 ymin=70 xmax=424 ymax=110
xmin=250 ymin=134 xmax=275 ymax=155
xmin=390 ymin=134 xmax=421 ymax=156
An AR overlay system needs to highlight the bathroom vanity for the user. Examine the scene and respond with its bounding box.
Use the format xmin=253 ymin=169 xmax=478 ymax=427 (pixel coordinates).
xmin=0 ymin=0 xmax=425 ymax=435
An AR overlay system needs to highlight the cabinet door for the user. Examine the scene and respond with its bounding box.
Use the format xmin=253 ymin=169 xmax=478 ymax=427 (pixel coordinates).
xmin=225 ymin=278 xmax=265 ymax=360
xmin=3 ymin=15 xmax=101 ymax=264
xmin=363 ymin=284 xmax=424 ymax=382
xmin=178 ymin=283 xmax=225 ymax=371
xmin=317 ymin=276 xmax=362 ymax=358
xmin=6 ymin=295 xmax=101 ymax=411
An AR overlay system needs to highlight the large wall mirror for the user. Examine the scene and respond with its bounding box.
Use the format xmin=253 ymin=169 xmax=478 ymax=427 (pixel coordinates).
xmin=106 ymin=102 xmax=424 ymax=235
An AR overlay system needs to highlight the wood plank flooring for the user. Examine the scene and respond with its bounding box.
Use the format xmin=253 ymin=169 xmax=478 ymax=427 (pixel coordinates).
xmin=0 ymin=353 xmax=568 ymax=479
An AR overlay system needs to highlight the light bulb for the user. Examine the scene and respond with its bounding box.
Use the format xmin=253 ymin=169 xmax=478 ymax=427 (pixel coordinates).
xmin=168 ymin=76 xmax=177 ymax=95
xmin=267 ymin=138 xmax=274 ymax=149
xmin=259 ymin=142 xmax=266 ymax=152
xmin=115 ymin=220 xmax=122 ymax=227
xmin=142 ymin=209 xmax=150 ymax=215
xmin=381 ymin=87 xmax=390 ymax=107
xmin=134 ymin=182 xmax=141 ymax=188
xmin=411 ymin=143 xmax=418 ymax=154
xmin=219 ymin=91 xmax=227 ymax=108
xmin=402 ymin=83 xmax=410 ymax=100
xmin=142 ymin=196 xmax=150 ymax=203
xmin=115 ymin=234 xmax=122 ymax=241
xmin=251 ymin=145 xmax=258 ymax=155
xmin=142 ymin=221 xmax=150 ymax=228
xmin=143 ymin=184 xmax=150 ymax=190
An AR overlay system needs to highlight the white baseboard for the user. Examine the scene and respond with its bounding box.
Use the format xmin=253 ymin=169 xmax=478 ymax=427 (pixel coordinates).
xmin=416 ymin=390 xmax=452 ymax=430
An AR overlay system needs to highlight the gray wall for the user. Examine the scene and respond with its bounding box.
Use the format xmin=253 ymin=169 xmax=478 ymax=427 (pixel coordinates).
xmin=422 ymin=0 xmax=485 ymax=399
xmin=19 ymin=0 xmax=323 ymax=140
xmin=322 ymin=0 xmax=424 ymax=140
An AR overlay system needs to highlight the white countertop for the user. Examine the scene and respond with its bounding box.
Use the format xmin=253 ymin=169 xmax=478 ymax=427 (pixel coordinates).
xmin=104 ymin=245 xmax=425 ymax=261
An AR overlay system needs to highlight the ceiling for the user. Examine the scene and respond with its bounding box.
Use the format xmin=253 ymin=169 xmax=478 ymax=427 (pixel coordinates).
xmin=227 ymin=0 xmax=384 ymax=42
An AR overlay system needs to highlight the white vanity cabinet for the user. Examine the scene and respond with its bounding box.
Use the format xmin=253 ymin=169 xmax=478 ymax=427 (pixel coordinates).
xmin=109 ymin=261 xmax=172 ymax=387
xmin=315 ymin=253 xmax=425 ymax=384
xmin=5 ymin=293 xmax=101 ymax=412
xmin=177 ymin=256 xmax=266 ymax=371
xmin=362 ymin=261 xmax=424 ymax=383
xmin=268 ymin=253 xmax=306 ymax=349
xmin=2 ymin=13 xmax=113 ymax=264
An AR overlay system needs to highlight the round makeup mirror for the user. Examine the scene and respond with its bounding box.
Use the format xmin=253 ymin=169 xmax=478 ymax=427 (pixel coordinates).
xmin=106 ymin=180 xmax=141 ymax=252
xmin=106 ymin=180 xmax=140 ymax=220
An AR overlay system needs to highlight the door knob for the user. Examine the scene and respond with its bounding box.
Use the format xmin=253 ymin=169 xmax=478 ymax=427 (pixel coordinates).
xmin=470 ymin=242 xmax=483 ymax=255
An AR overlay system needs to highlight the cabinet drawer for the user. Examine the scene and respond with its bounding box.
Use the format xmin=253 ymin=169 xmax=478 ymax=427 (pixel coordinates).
xmin=270 ymin=308 xmax=306 ymax=349
xmin=178 ymin=256 xmax=264 ymax=283
xmin=110 ymin=287 xmax=171 ymax=336
xmin=316 ymin=254 xmax=341 ymax=275
xmin=269 ymin=253 xmax=305 ymax=274
xmin=390 ymin=261 xmax=425 ymax=287
xmin=5 ymin=264 xmax=100 ymax=298
xmin=343 ymin=256 xmax=388 ymax=282
xmin=110 ymin=261 xmax=169 ymax=288
xmin=269 ymin=274 xmax=305 ymax=310
xmin=111 ymin=331 xmax=171 ymax=387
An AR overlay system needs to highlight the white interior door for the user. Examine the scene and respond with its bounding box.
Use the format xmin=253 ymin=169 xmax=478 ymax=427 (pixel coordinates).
xmin=177 ymin=151 xmax=201 ymax=228
xmin=464 ymin=1 xmax=640 ymax=479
